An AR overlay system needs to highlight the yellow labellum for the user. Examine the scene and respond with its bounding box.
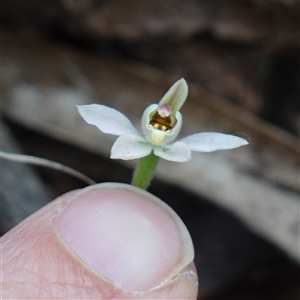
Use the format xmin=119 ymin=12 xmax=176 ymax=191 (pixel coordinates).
xmin=151 ymin=129 xmax=165 ymax=143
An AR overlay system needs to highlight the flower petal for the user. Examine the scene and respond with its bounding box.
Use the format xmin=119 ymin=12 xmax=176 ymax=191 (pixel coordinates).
xmin=180 ymin=132 xmax=249 ymax=152
xmin=77 ymin=104 xmax=141 ymax=137
xmin=158 ymin=78 xmax=188 ymax=112
xmin=154 ymin=142 xmax=191 ymax=162
xmin=111 ymin=135 xmax=153 ymax=160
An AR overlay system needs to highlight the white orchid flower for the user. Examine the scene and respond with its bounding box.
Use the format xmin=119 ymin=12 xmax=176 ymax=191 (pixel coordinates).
xmin=77 ymin=78 xmax=248 ymax=162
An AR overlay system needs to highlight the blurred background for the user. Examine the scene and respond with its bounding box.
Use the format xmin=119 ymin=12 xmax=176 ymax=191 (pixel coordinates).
xmin=1 ymin=1 xmax=299 ymax=299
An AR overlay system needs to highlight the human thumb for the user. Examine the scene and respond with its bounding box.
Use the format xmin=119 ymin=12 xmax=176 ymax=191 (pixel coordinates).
xmin=1 ymin=183 xmax=198 ymax=299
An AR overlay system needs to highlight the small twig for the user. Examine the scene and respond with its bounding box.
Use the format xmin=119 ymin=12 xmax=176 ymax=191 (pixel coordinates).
xmin=0 ymin=150 xmax=96 ymax=185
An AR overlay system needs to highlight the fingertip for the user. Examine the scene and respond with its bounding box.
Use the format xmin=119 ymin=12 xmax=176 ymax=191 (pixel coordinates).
xmin=2 ymin=183 xmax=198 ymax=299
xmin=57 ymin=183 xmax=195 ymax=292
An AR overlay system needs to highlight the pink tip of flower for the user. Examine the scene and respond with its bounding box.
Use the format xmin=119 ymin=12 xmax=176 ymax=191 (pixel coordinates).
xmin=158 ymin=104 xmax=171 ymax=117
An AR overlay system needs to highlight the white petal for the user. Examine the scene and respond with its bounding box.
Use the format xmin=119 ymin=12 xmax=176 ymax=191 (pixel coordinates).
xmin=158 ymin=78 xmax=188 ymax=112
xmin=111 ymin=135 xmax=153 ymax=160
xmin=154 ymin=142 xmax=191 ymax=162
xmin=77 ymin=104 xmax=141 ymax=137
xmin=180 ymin=132 xmax=249 ymax=152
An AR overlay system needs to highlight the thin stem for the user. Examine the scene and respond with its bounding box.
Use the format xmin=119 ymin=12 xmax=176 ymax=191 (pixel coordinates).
xmin=0 ymin=150 xmax=96 ymax=185
xmin=131 ymin=152 xmax=159 ymax=189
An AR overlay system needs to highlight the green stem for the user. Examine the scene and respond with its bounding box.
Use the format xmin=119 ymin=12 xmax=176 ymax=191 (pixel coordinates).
xmin=131 ymin=152 xmax=159 ymax=189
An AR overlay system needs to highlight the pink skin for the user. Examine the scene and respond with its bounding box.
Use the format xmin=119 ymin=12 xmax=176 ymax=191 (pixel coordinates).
xmin=1 ymin=183 xmax=198 ymax=299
